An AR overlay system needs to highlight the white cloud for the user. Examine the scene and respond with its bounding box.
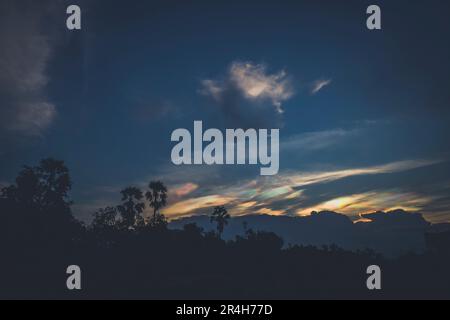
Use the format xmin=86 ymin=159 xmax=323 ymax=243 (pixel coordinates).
xmin=201 ymin=61 xmax=294 ymax=114
xmin=229 ymin=62 xmax=293 ymax=113
xmin=311 ymin=79 xmax=332 ymax=95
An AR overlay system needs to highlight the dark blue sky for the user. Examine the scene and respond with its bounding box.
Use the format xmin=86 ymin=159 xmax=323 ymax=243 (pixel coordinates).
xmin=1 ymin=0 xmax=450 ymax=222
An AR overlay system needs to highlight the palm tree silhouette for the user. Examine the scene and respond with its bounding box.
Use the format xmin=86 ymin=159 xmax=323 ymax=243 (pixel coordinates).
xmin=145 ymin=181 xmax=168 ymax=220
xmin=117 ymin=187 xmax=145 ymax=230
xmin=210 ymin=206 xmax=230 ymax=238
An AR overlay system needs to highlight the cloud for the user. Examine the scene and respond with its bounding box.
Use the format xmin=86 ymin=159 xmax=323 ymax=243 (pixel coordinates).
xmin=228 ymin=62 xmax=293 ymax=113
xmin=8 ymin=102 xmax=56 ymax=134
xmin=281 ymin=128 xmax=358 ymax=152
xmin=257 ymin=186 xmax=293 ymax=201
xmin=74 ymin=148 xmax=444 ymax=222
xmin=158 ymin=158 xmax=442 ymax=220
xmin=311 ymin=79 xmax=332 ymax=95
xmin=0 ymin=1 xmax=56 ymax=136
xmin=74 ymin=155 xmax=445 ymax=223
xmin=200 ymin=80 xmax=224 ymax=101
xmin=153 ymin=164 xmax=221 ymax=187
xmin=163 ymin=194 xmax=235 ymax=219
xmin=297 ymin=191 xmax=436 ymax=217
xmin=200 ymin=61 xmax=294 ymax=127
xmin=171 ymin=183 xmax=199 ymax=197
xmin=255 ymin=208 xmax=286 ymax=216
xmin=284 ymin=159 xmax=442 ymax=188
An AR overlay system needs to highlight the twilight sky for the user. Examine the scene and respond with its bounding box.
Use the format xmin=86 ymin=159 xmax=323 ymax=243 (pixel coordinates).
xmin=1 ymin=0 xmax=450 ymax=223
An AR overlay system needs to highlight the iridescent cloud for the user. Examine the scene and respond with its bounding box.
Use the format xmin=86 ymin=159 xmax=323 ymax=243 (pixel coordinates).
xmin=171 ymin=183 xmax=199 ymax=197
xmin=162 ymin=158 xmax=443 ymax=220
xmin=296 ymin=191 xmax=437 ymax=218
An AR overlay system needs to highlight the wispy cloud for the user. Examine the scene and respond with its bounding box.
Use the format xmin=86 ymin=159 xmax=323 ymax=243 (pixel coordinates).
xmin=73 ymin=155 xmax=444 ymax=222
xmin=284 ymin=159 xmax=442 ymax=188
xmin=255 ymin=208 xmax=286 ymax=216
xmin=163 ymin=194 xmax=235 ymax=219
xmin=172 ymin=183 xmax=199 ymax=197
xmin=161 ymin=158 xmax=442 ymax=219
xmin=153 ymin=164 xmax=221 ymax=187
xmin=297 ymin=191 xmax=437 ymax=218
xmin=310 ymin=79 xmax=332 ymax=95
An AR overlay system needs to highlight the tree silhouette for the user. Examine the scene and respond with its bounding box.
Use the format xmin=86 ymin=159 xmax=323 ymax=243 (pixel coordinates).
xmin=36 ymin=158 xmax=72 ymax=209
xmin=147 ymin=212 xmax=168 ymax=229
xmin=117 ymin=187 xmax=145 ymax=230
xmin=145 ymin=181 xmax=168 ymax=221
xmin=210 ymin=206 xmax=230 ymax=238
xmin=0 ymin=158 xmax=83 ymax=256
xmin=92 ymin=206 xmax=118 ymax=231
xmin=2 ymin=158 xmax=72 ymax=212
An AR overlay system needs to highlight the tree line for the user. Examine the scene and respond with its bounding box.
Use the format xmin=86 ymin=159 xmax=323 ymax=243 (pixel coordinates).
xmin=1 ymin=158 xmax=450 ymax=299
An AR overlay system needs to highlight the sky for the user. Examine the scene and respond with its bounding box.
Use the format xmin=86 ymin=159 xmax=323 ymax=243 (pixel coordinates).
xmin=1 ymin=0 xmax=450 ymax=223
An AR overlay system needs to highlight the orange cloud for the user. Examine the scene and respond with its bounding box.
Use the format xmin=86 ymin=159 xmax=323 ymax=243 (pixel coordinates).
xmin=163 ymin=194 xmax=235 ymax=219
xmin=239 ymin=201 xmax=258 ymax=208
xmin=256 ymin=208 xmax=286 ymax=216
xmin=172 ymin=183 xmax=199 ymax=197
xmin=297 ymin=191 xmax=436 ymax=217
